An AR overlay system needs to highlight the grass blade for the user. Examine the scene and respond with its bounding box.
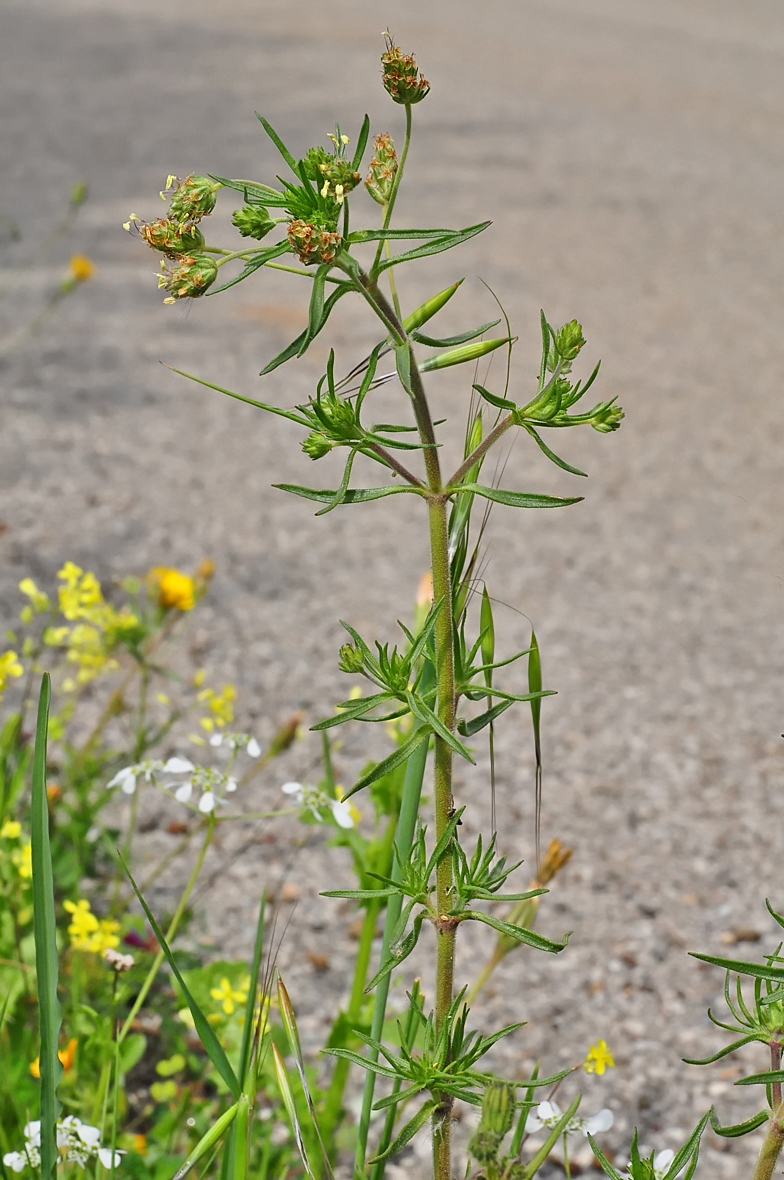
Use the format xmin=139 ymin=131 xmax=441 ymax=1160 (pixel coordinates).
xmin=272 ymin=1043 xmax=317 ymax=1180
xmin=30 ymin=674 xmax=62 ymax=1180
xmin=528 ymin=630 xmax=543 ymax=869
xmin=238 ymin=892 xmax=266 ymax=1087
xmin=171 ymin=1102 xmax=239 ymax=1180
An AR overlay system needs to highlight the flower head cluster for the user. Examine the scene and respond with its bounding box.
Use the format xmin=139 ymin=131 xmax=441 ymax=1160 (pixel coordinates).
xmin=106 ymin=757 xmax=190 ymax=796
xmin=148 ymin=565 xmax=196 ymax=611
xmin=287 ymin=220 xmax=341 ymax=266
xmin=44 ymin=563 xmax=141 ymax=689
xmin=232 ymin=205 xmax=275 ymax=240
xmin=125 ymin=173 xmax=220 ymax=303
xmin=104 ymin=947 xmax=135 ymax=972
xmin=527 ymin=1100 xmax=613 ymax=1139
xmin=281 ymin=781 xmax=358 ymax=829
xmin=197 ymin=682 xmax=237 ymax=732
xmin=124 ymin=213 xmax=205 ymax=257
xmin=156 ymin=253 xmax=218 ymax=303
xmin=167 ymin=764 xmax=236 ymax=813
xmin=365 ymin=133 xmax=398 ymax=205
xmin=3 ymin=1118 xmax=124 ymax=1172
xmin=18 ymin=577 xmax=51 ymax=623
xmin=164 ymin=174 xmax=220 ymax=224
xmin=64 ymin=899 xmax=120 ymax=954
xmin=380 ymin=37 xmax=430 ymax=105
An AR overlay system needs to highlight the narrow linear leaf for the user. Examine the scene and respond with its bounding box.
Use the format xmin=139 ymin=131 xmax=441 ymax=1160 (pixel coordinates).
xmin=376 ymin=222 xmax=491 ymax=271
xmin=403 ymin=279 xmax=464 ymax=332
xmin=522 ymin=1095 xmax=581 ymax=1180
xmin=272 ymin=1044 xmax=317 ymax=1180
xmin=450 ymin=483 xmax=583 ymax=509
xmin=690 ymin=952 xmax=784 ymax=982
xmin=209 ymin=175 xmax=289 ymax=205
xmin=31 ymin=675 xmax=61 ymax=1180
xmin=520 ymin=423 xmax=588 ymax=477
xmin=255 ymin=115 xmax=299 ymax=173
xmin=121 ymin=856 xmax=241 ymax=1098
xmin=171 ymin=1103 xmax=239 ymax=1180
xmin=314 ymin=448 xmax=358 ymax=516
xmin=352 ymin=115 xmax=371 ymax=170
xmin=302 ymin=264 xmax=328 ymax=354
xmin=320 ymin=888 xmax=398 ymax=899
xmin=459 ymin=909 xmax=567 ymax=954
xmin=420 ymin=338 xmax=512 ymax=374
xmin=164 ymin=366 xmax=308 ymax=425
xmin=683 ymin=1034 xmax=758 ymax=1066
xmin=348 ymin=227 xmax=464 ymax=243
xmin=208 ymin=240 xmax=291 ymax=295
xmin=274 ymin=483 xmax=420 ymax=506
xmin=736 ymin=1069 xmax=784 ymax=1086
xmin=708 ymin=1105 xmax=769 ymax=1137
xmin=412 ymin=320 xmax=501 ymax=348
xmin=344 ymin=728 xmax=431 ymax=799
xmin=238 ymin=892 xmax=266 ymax=1087
xmin=474 ymin=382 xmax=516 ymax=411
xmin=261 ymin=285 xmax=352 ymax=375
xmin=368 ymin=1100 xmax=437 ymax=1164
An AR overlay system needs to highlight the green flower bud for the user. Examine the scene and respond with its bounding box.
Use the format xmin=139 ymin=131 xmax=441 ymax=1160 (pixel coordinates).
xmin=591 ymin=402 xmax=624 ymax=432
xmin=317 ymin=158 xmax=361 ymax=206
xmin=302 ymin=431 xmax=332 ymax=460
xmin=481 ymin=1084 xmax=516 ymax=1138
xmin=381 ymin=39 xmax=430 ymax=105
xmin=165 ymin=174 xmax=220 ymax=224
xmin=467 ymin=1127 xmax=502 ymax=1166
xmin=303 ymin=146 xmax=332 ymax=183
xmin=232 ymin=205 xmax=275 ymax=240
xmin=365 ymin=134 xmax=398 ymax=205
xmin=157 ymin=253 xmax=218 ymax=302
xmin=137 ymin=217 xmax=205 ymax=256
xmin=554 ymin=319 xmax=585 ymax=363
xmin=338 ymin=643 xmax=364 ymax=674
xmin=287 ymin=219 xmax=341 ymax=266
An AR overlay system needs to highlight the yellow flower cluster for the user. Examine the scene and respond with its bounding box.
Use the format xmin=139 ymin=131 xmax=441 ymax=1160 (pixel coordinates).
xmin=19 ymin=577 xmax=51 ymax=624
xmin=197 ymin=682 xmax=236 ymax=732
xmin=0 ymin=650 xmax=23 ymax=703
xmin=45 ymin=564 xmax=140 ymax=690
xmin=64 ymin=898 xmax=120 ymax=953
xmin=1 ymin=820 xmax=32 ymax=880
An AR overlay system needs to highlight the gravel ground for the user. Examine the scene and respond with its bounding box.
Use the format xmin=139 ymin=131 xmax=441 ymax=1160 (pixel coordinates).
xmin=3 ymin=0 xmax=784 ymax=1174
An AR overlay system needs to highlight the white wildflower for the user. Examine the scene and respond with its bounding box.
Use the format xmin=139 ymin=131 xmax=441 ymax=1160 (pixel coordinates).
xmin=3 ymin=1118 xmax=124 ymax=1171
xmin=281 ymin=782 xmax=356 ymax=829
xmin=104 ymin=947 xmax=135 ymax=972
xmin=527 ymin=1100 xmax=613 ymax=1138
xmin=209 ymin=732 xmax=261 ymax=757
xmin=106 ymin=758 xmax=166 ymax=795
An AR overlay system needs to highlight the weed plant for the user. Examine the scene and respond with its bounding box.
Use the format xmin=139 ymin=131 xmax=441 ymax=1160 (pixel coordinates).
xmin=3 ymin=33 xmax=784 ymax=1180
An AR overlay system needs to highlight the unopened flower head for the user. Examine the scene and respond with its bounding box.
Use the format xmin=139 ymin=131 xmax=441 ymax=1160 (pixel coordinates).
xmin=164 ymin=174 xmax=220 ymax=224
xmin=317 ymin=157 xmax=361 ymax=206
xmin=104 ymin=947 xmax=135 ymax=972
xmin=69 ymin=255 xmax=94 ymax=283
xmin=338 ymin=642 xmax=365 ymax=674
xmin=591 ymin=401 xmax=625 ymax=433
xmin=287 ymin=220 xmax=342 ymax=266
xmin=381 ymin=37 xmax=430 ymax=105
xmin=156 ymin=253 xmax=218 ymax=303
xmin=148 ymin=566 xmax=196 ymax=610
xmin=232 ymin=204 xmax=275 ymax=240
xmin=365 ymin=133 xmax=398 ymax=205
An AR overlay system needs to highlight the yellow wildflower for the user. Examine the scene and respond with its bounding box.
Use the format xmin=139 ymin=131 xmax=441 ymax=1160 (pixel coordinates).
xmin=0 ymin=650 xmax=23 ymax=699
xmin=1 ymin=820 xmax=21 ymax=839
xmin=12 ymin=841 xmax=32 ymax=879
xmin=58 ymin=563 xmax=103 ymax=620
xmin=584 ymin=1039 xmax=615 ymax=1075
xmin=148 ymin=567 xmax=195 ymax=611
xmin=197 ymin=683 xmax=236 ymax=729
xmin=210 ymin=975 xmax=249 ymax=1016
xmin=69 ymin=255 xmax=95 ymax=282
xmin=19 ymin=577 xmax=51 ymax=615
xmin=64 ymin=898 xmax=120 ymax=953
xmin=30 ymin=1037 xmax=78 ymax=1078
xmin=132 ymin=1135 xmax=147 ymax=1156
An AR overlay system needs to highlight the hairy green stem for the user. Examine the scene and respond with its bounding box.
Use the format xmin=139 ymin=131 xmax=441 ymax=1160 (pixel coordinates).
xmin=752 ymin=1099 xmax=784 ymax=1180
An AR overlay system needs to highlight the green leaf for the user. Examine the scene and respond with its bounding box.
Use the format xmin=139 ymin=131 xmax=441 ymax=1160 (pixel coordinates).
xmin=474 ymin=382 xmax=516 ymax=411
xmin=171 ymin=1103 xmax=240 ymax=1180
xmin=368 ymin=1100 xmax=437 ymax=1163
xmin=209 ymin=175 xmax=290 ymax=206
xmin=450 ymin=483 xmax=583 ymax=509
xmin=30 ymin=674 xmax=61 ymax=1180
xmin=690 ymin=952 xmax=784 ymax=982
xmin=522 ymin=1095 xmax=581 ymax=1180
xmin=736 ymin=1069 xmax=784 ymax=1086
xmin=121 ymin=856 xmax=241 ymax=1099
xmin=521 ymin=423 xmax=588 ymax=477
xmin=314 ymin=449 xmax=358 ymax=516
xmin=352 ymin=115 xmax=371 ymax=170
xmin=164 ymin=365 xmax=309 ymax=425
xmin=406 ymin=692 xmax=475 ymax=763
xmin=208 ymin=240 xmax=291 ymax=295
xmin=529 ymin=628 xmax=543 ymax=863
xmin=344 ymin=728 xmax=431 ymax=799
xmin=425 ymin=807 xmax=466 ymax=880
xmin=348 ymin=227 xmax=464 ymax=243
xmin=683 ymin=1033 xmax=758 ymax=1066
xmin=238 ymin=892 xmax=266 ymax=1087
xmin=708 ymin=1105 xmax=769 ymax=1137
xmin=376 ymin=222 xmax=492 ymax=271
xmin=403 ymin=279 xmax=464 ymax=332
xmin=320 ymin=888 xmax=398 ymax=899
xmin=272 ymin=1044 xmax=317 ymax=1180
xmin=459 ymin=909 xmax=567 ymax=954
xmin=273 ymin=482 xmax=419 ymax=506
xmin=255 ymin=114 xmax=299 ymax=173
xmin=458 ymin=699 xmax=513 ymax=737
xmin=412 ymin=320 xmax=500 ymax=348
xmin=301 ymin=264 xmax=329 ymax=354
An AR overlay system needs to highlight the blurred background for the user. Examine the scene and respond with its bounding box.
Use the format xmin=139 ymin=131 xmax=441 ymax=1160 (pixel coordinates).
xmin=2 ymin=0 xmax=784 ymax=1172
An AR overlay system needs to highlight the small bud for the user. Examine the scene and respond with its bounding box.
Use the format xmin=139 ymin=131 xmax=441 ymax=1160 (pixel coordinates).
xmin=591 ymin=402 xmax=624 ymax=433
xmin=157 ymin=253 xmax=218 ymax=301
xmin=138 ymin=218 xmax=205 ymax=256
xmin=381 ymin=37 xmax=430 ymax=105
xmin=554 ymin=320 xmax=585 ymax=363
xmin=338 ymin=643 xmax=364 ymax=675
xmin=232 ymin=205 xmax=275 ymax=240
xmin=365 ymin=133 xmax=398 ymax=205
xmin=317 ymin=158 xmax=361 ymax=205
xmin=302 ymin=431 xmax=332 ymax=460
xmin=287 ymin=220 xmax=341 ymax=266
xmin=481 ymin=1084 xmax=516 ymax=1137
xmin=166 ymin=174 xmax=220 ymax=224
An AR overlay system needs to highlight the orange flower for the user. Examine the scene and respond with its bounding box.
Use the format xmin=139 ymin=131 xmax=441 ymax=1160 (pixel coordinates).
xmin=69 ymin=255 xmax=94 ymax=282
xmin=30 ymin=1037 xmax=78 ymax=1077
xmin=148 ymin=567 xmax=195 ymax=611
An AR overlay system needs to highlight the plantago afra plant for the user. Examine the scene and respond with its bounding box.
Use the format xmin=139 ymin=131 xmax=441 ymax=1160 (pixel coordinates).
xmin=119 ymin=32 xmax=632 ymax=1180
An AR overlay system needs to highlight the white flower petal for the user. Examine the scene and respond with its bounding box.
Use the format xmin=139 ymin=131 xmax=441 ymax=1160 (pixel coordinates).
xmin=3 ymin=1153 xmax=28 ymax=1173
xmin=98 ymin=1149 xmax=125 ymax=1168
xmin=225 ymin=777 xmax=238 ymax=793
xmin=525 ymin=1115 xmax=544 ymax=1133
xmin=164 ymin=757 xmax=195 ymax=774
xmin=331 ymin=799 xmax=355 ymax=829
xmin=120 ymin=774 xmax=137 ymax=795
xmin=174 ymin=782 xmax=193 ymax=803
xmin=107 ymin=767 xmax=133 ymax=790
xmin=198 ymin=792 xmax=216 ymax=813
xmin=209 ymin=734 xmax=223 ymax=747
xmin=23 ymin=1124 xmax=41 ymax=1147
xmin=584 ymin=1109 xmax=613 ymax=1135
xmin=281 ymin=781 xmax=303 ymax=796
xmin=536 ymin=1101 xmax=561 ymax=1122
xmin=76 ymin=1124 xmax=101 ymax=1148
xmin=654 ymin=1149 xmax=675 ymax=1172
xmin=247 ymin=738 xmax=261 ymax=758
